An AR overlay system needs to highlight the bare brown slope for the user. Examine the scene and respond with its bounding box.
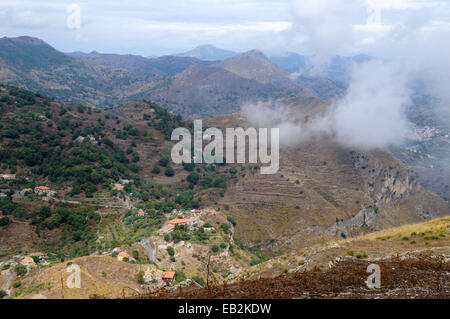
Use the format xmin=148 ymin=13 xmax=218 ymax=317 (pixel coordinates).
xmin=218 ymin=50 xmax=291 ymax=86
xmin=148 ymin=64 xmax=286 ymax=119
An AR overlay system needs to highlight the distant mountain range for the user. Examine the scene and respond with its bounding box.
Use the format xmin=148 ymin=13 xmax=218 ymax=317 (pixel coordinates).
xmin=0 ymin=36 xmax=366 ymax=118
xmin=68 ymin=51 xmax=216 ymax=76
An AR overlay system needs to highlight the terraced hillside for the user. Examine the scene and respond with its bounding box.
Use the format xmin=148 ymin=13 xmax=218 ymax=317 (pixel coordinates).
xmin=205 ymin=98 xmax=449 ymax=253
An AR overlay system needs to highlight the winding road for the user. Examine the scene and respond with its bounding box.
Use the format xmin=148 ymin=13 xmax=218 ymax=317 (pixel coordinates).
xmin=1 ymin=269 xmax=14 ymax=296
xmin=141 ymin=236 xmax=156 ymax=262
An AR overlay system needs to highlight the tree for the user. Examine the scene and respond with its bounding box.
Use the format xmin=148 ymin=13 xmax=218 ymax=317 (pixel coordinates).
xmin=159 ymin=157 xmax=169 ymax=167
xmin=0 ymin=290 xmax=6 ymax=298
xmin=165 ymin=166 xmax=174 ymax=177
xmin=152 ymin=165 xmax=160 ymax=174
xmin=167 ymin=246 xmax=175 ymax=256
xmin=211 ymin=244 xmax=219 ymax=253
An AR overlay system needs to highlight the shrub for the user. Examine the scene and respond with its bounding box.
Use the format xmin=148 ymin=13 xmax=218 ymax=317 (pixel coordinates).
xmin=220 ymin=223 xmax=229 ymax=234
xmin=132 ymin=250 xmax=139 ymax=260
xmin=211 ymin=244 xmax=219 ymax=253
xmin=159 ymin=157 xmax=169 ymax=167
xmin=0 ymin=290 xmax=6 ymax=298
xmin=152 ymin=166 xmax=160 ymax=174
xmin=137 ymin=270 xmax=145 ymax=284
xmin=192 ymin=275 xmax=205 ymax=286
xmin=183 ymin=162 xmax=195 ymax=171
xmin=14 ymin=265 xmax=27 ymax=276
xmin=167 ymin=246 xmax=175 ymax=256
xmin=186 ymin=173 xmax=199 ymax=185
xmin=174 ymin=270 xmax=186 ymax=284
xmin=165 ymin=166 xmax=174 ymax=177
xmin=164 ymin=233 xmax=170 ymax=242
xmin=13 ymin=281 xmax=21 ymax=288
xmin=0 ymin=216 xmax=10 ymax=226
xmin=226 ymin=216 xmax=235 ymax=226
xmin=250 ymin=258 xmax=263 ymax=266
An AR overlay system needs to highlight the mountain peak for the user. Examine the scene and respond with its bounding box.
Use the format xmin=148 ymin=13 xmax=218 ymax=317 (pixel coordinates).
xmin=241 ymin=49 xmax=266 ymax=57
xmin=177 ymin=44 xmax=236 ymax=61
xmin=217 ymin=49 xmax=291 ymax=85
xmin=0 ymin=35 xmax=47 ymax=46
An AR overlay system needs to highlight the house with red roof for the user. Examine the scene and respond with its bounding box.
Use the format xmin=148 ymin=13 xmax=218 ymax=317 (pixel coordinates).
xmin=117 ymin=251 xmax=130 ymax=261
xmin=113 ymin=184 xmax=124 ymax=191
xmin=34 ymin=186 xmax=51 ymax=196
xmin=20 ymin=256 xmax=34 ymax=266
xmin=168 ymin=218 xmax=196 ymax=226
xmin=161 ymin=271 xmax=175 ymax=283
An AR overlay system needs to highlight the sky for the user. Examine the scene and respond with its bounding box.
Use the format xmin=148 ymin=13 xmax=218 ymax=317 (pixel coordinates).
xmin=0 ymin=0 xmax=448 ymax=57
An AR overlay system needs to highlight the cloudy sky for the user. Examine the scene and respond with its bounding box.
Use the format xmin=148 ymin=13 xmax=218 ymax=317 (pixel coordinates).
xmin=0 ymin=0 xmax=448 ymax=57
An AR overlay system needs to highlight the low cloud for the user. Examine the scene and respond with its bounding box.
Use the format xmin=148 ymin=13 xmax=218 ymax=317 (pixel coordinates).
xmin=244 ymin=59 xmax=415 ymax=150
xmin=333 ymin=59 xmax=413 ymax=149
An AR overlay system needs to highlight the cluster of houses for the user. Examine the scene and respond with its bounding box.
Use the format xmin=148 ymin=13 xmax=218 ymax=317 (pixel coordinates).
xmin=0 ymin=253 xmax=49 ymax=278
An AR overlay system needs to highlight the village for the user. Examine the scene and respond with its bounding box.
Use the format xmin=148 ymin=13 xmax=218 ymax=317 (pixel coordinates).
xmin=0 ymin=173 xmax=240 ymax=296
xmin=0 ymin=164 xmax=248 ymax=299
